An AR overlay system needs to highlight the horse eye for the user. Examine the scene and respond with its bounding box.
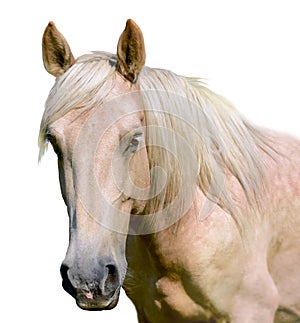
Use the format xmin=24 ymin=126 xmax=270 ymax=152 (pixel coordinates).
xmin=125 ymin=133 xmax=142 ymax=153
xmin=131 ymin=137 xmax=140 ymax=147
xmin=45 ymin=132 xmax=54 ymax=145
xmin=45 ymin=131 xmax=62 ymax=159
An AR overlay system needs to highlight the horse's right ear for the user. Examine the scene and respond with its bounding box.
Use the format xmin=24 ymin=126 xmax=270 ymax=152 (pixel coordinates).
xmin=42 ymin=22 xmax=75 ymax=77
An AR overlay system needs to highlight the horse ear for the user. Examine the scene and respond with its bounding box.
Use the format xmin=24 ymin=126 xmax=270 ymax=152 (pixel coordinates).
xmin=117 ymin=19 xmax=146 ymax=83
xmin=42 ymin=21 xmax=75 ymax=77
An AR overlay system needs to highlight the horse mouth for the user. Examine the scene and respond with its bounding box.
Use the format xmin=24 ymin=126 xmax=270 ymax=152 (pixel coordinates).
xmin=75 ymin=288 xmax=120 ymax=311
xmin=61 ymin=264 xmax=121 ymax=311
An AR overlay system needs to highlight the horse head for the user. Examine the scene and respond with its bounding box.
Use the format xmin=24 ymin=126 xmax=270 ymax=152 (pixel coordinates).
xmin=41 ymin=20 xmax=149 ymax=310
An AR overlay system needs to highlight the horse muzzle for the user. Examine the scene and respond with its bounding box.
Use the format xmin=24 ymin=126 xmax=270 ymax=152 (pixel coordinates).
xmin=60 ymin=263 xmax=121 ymax=310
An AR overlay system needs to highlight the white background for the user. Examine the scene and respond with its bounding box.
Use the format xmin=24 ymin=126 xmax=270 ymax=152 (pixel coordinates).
xmin=1 ymin=1 xmax=299 ymax=322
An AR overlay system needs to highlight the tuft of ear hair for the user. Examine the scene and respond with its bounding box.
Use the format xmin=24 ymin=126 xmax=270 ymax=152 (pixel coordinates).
xmin=117 ymin=19 xmax=146 ymax=83
xmin=42 ymin=21 xmax=75 ymax=77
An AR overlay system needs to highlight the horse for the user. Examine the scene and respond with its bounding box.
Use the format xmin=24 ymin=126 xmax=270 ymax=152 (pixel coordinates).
xmin=39 ymin=19 xmax=300 ymax=322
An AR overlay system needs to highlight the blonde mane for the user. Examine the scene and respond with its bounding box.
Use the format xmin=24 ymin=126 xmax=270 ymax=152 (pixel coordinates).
xmin=39 ymin=52 xmax=274 ymax=229
xmin=39 ymin=52 xmax=117 ymax=159
xmin=139 ymin=68 xmax=275 ymax=229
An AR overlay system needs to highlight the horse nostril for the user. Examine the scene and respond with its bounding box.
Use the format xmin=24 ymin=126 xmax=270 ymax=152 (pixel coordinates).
xmin=104 ymin=264 xmax=119 ymax=293
xmin=106 ymin=264 xmax=116 ymax=276
xmin=60 ymin=263 xmax=76 ymax=299
xmin=60 ymin=264 xmax=69 ymax=279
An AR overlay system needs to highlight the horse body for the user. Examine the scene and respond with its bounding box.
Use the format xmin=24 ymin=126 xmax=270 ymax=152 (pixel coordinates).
xmin=40 ymin=20 xmax=300 ymax=322
xmin=125 ymin=131 xmax=300 ymax=323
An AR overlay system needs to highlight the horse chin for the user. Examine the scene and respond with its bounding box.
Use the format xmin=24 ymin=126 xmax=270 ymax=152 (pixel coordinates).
xmin=75 ymin=288 xmax=120 ymax=311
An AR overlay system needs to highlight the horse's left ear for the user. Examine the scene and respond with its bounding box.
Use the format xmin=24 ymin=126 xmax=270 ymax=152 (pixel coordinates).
xmin=117 ymin=19 xmax=146 ymax=83
xmin=42 ymin=21 xmax=75 ymax=77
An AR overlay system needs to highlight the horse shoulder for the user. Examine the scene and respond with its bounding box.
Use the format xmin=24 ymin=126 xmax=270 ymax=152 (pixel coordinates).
xmin=263 ymin=131 xmax=300 ymax=319
xmin=124 ymin=190 xmax=246 ymax=321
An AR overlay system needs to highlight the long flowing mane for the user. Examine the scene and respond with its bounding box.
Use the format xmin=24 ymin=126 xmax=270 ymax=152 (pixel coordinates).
xmin=39 ymin=52 xmax=275 ymax=230
xmin=140 ymin=67 xmax=276 ymax=228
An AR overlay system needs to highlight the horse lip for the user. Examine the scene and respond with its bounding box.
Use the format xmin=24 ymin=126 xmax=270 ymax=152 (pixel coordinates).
xmin=75 ymin=288 xmax=120 ymax=311
xmin=76 ymin=295 xmax=119 ymax=311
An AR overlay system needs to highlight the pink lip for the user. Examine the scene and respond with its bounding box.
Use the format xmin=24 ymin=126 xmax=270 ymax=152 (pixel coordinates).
xmin=84 ymin=292 xmax=94 ymax=300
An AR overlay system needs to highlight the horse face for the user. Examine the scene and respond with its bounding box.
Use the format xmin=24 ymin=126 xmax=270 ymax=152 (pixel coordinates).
xmin=47 ymin=81 xmax=149 ymax=310
xmin=42 ymin=19 xmax=147 ymax=310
